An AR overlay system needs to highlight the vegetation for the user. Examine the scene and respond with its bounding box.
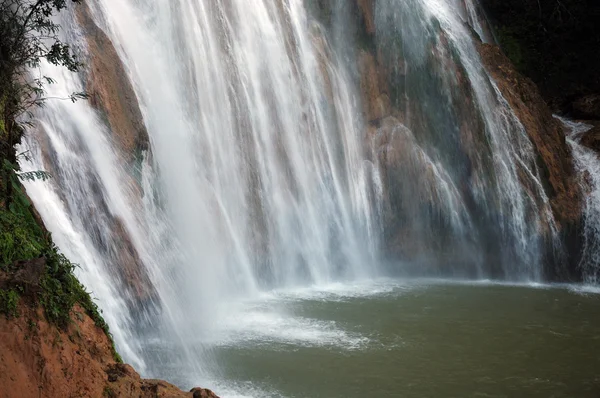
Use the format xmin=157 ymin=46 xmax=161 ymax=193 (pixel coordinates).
xmin=0 ymin=172 xmax=122 ymax=361
xmin=1 ymin=0 xmax=86 ymax=205
xmin=0 ymin=287 xmax=19 ymax=317
xmin=0 ymin=0 xmax=121 ymax=362
xmin=103 ymin=386 xmax=117 ymax=398
xmin=481 ymin=0 xmax=600 ymax=112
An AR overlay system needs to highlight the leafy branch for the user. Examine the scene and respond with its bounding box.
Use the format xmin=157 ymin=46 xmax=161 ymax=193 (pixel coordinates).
xmin=1 ymin=0 xmax=83 ymax=208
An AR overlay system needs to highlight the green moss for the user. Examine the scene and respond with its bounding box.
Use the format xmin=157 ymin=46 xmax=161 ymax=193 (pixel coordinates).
xmin=495 ymin=27 xmax=525 ymax=71
xmin=0 ymin=0 xmax=123 ymax=366
xmin=38 ymin=244 xmax=122 ymax=362
xmin=0 ymin=182 xmax=122 ymax=362
xmin=103 ymin=386 xmax=117 ymax=398
xmin=0 ymin=288 xmax=19 ymax=318
xmin=0 ymin=208 xmax=46 ymax=268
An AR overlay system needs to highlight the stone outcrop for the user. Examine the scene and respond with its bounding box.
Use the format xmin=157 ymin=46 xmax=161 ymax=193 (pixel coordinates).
xmin=0 ymin=258 xmax=46 ymax=295
xmin=0 ymin=264 xmax=218 ymax=398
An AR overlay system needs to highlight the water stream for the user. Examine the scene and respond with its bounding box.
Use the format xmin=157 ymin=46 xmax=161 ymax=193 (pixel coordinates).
xmin=563 ymin=117 xmax=600 ymax=284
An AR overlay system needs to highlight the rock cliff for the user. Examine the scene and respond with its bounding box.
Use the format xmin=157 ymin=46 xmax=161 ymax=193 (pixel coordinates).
xmin=477 ymin=42 xmax=584 ymax=278
xmin=477 ymin=43 xmax=581 ymax=228
xmin=0 ymin=261 xmax=218 ymax=398
xmin=353 ymin=0 xmax=584 ymax=278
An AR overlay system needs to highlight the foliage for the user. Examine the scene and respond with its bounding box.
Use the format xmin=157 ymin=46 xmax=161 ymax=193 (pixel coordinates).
xmin=0 ymin=0 xmax=122 ymax=363
xmin=0 ymin=161 xmax=45 ymax=267
xmin=495 ymin=27 xmax=524 ymax=71
xmin=1 ymin=0 xmax=83 ymax=209
xmin=0 ymin=179 xmax=123 ymax=361
xmin=0 ymin=288 xmax=19 ymax=317
xmin=40 ymin=242 xmax=123 ymax=362
xmin=0 ymin=0 xmax=84 ymax=110
xmin=103 ymin=386 xmax=116 ymax=398
xmin=482 ymin=0 xmax=600 ymax=111
xmin=16 ymin=169 xmax=52 ymax=182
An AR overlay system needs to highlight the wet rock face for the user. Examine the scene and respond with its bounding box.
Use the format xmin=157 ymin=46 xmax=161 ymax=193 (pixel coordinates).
xmin=355 ymin=1 xmax=477 ymax=271
xmin=477 ymin=43 xmax=582 ymax=227
xmin=580 ymin=122 xmax=600 ymax=153
xmin=64 ymin=3 xmax=159 ymax=316
xmin=573 ymin=95 xmax=600 ymax=120
xmin=356 ymin=0 xmax=376 ymax=35
xmin=76 ymin=2 xmax=149 ymax=164
xmin=357 ymin=50 xmax=390 ymax=124
xmin=353 ymin=0 xmax=584 ymax=278
xmin=474 ymin=43 xmax=585 ymax=279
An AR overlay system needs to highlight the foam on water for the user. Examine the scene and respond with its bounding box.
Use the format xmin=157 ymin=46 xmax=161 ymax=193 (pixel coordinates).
xmin=207 ymin=382 xmax=286 ymax=398
xmin=213 ymin=308 xmax=369 ymax=349
xmin=568 ymin=284 xmax=600 ymax=295
xmin=270 ymin=279 xmax=409 ymax=301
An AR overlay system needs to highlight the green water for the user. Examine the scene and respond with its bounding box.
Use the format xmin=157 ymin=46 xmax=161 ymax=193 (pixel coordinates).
xmin=210 ymin=281 xmax=600 ymax=398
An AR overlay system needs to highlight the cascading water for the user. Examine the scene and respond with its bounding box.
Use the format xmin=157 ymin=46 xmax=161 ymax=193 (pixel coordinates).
xmin=18 ymin=0 xmax=567 ymax=392
xmin=21 ymin=0 xmax=382 ymax=383
xmin=373 ymin=0 xmax=557 ymax=279
xmin=562 ymin=117 xmax=600 ymax=284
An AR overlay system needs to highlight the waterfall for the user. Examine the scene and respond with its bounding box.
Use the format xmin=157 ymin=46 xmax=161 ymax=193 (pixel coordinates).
xmin=563 ymin=118 xmax=600 ymax=284
xmin=373 ymin=0 xmax=557 ymax=279
xmin=19 ymin=0 xmax=563 ymax=388
xmin=20 ymin=0 xmax=381 ymax=380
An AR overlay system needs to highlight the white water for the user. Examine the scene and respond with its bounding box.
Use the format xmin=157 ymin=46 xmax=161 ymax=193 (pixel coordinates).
xmin=22 ymin=0 xmax=381 ymax=380
xmin=562 ymin=117 xmax=600 ymax=283
xmin=17 ymin=0 xmax=571 ymax=392
xmin=374 ymin=0 xmax=557 ymax=278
